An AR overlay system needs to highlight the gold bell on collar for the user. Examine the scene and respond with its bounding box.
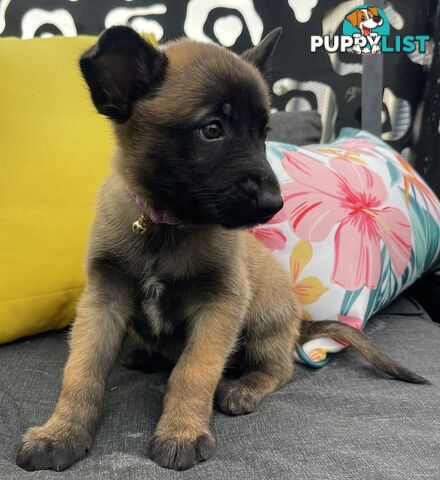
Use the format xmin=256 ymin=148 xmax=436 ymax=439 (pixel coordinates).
xmin=132 ymin=214 xmax=148 ymax=235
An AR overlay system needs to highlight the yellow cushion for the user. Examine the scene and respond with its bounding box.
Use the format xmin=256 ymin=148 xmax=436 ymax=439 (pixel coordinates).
xmin=0 ymin=34 xmax=153 ymax=343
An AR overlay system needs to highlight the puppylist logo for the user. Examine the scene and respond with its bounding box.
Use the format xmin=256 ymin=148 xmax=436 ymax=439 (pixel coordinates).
xmin=311 ymin=5 xmax=430 ymax=55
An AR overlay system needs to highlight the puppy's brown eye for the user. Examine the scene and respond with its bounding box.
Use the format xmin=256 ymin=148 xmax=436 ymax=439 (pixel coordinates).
xmin=200 ymin=121 xmax=223 ymax=140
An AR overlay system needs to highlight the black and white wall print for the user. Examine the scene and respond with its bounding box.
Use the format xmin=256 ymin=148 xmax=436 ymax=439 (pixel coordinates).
xmin=0 ymin=0 xmax=437 ymax=155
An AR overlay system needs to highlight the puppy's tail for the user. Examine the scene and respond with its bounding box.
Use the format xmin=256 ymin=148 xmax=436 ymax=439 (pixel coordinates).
xmin=298 ymin=320 xmax=429 ymax=384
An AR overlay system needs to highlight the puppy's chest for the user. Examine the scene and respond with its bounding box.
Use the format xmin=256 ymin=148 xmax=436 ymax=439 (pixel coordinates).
xmin=131 ymin=266 xmax=222 ymax=342
xmin=135 ymin=274 xmax=187 ymax=339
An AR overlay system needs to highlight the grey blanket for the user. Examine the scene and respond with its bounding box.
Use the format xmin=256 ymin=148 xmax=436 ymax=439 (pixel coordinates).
xmin=1 ymin=296 xmax=439 ymax=480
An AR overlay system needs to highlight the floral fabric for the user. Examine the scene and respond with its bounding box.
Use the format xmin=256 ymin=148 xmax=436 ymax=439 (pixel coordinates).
xmin=252 ymin=129 xmax=440 ymax=367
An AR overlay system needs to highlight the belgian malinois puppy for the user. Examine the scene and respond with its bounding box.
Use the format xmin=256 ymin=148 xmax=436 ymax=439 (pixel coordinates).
xmin=16 ymin=26 xmax=427 ymax=472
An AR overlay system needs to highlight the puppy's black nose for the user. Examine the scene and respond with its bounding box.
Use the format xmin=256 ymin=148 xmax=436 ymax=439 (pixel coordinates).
xmin=256 ymin=193 xmax=284 ymax=220
xmin=373 ymin=15 xmax=382 ymax=23
xmin=240 ymin=178 xmax=260 ymax=196
xmin=238 ymin=176 xmax=283 ymax=223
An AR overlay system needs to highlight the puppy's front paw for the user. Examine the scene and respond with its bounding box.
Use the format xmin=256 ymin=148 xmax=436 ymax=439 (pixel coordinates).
xmin=148 ymin=432 xmax=215 ymax=470
xmin=216 ymin=380 xmax=261 ymax=415
xmin=16 ymin=426 xmax=91 ymax=472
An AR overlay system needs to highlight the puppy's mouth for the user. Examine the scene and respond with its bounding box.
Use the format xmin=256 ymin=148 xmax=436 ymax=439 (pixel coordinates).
xmin=149 ymin=205 xmax=271 ymax=229
xmin=215 ymin=208 xmax=279 ymax=229
xmin=169 ymin=197 xmax=282 ymax=230
xmin=218 ymin=217 xmax=271 ymax=230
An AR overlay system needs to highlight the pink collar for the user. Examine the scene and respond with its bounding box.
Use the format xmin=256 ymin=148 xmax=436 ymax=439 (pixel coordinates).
xmin=126 ymin=187 xmax=181 ymax=225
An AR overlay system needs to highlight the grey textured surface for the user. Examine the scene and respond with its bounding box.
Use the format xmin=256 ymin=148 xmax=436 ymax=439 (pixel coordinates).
xmin=0 ymin=295 xmax=439 ymax=479
xmin=268 ymin=111 xmax=322 ymax=145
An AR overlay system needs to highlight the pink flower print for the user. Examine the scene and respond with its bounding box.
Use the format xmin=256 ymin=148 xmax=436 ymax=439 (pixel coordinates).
xmin=282 ymin=151 xmax=412 ymax=291
xmin=250 ymin=208 xmax=287 ymax=251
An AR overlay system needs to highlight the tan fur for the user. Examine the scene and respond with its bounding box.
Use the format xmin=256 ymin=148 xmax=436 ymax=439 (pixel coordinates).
xmin=153 ymin=299 xmax=246 ymax=443
xmin=18 ymin=285 xmax=131 ymax=468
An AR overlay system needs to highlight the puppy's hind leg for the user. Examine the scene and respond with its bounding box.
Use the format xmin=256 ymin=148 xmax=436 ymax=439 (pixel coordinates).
xmin=216 ymin=297 xmax=301 ymax=416
xmin=16 ymin=283 xmax=134 ymax=472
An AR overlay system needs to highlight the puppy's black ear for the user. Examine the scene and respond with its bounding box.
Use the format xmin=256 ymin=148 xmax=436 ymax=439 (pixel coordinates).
xmin=241 ymin=27 xmax=282 ymax=80
xmin=80 ymin=26 xmax=167 ymax=122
